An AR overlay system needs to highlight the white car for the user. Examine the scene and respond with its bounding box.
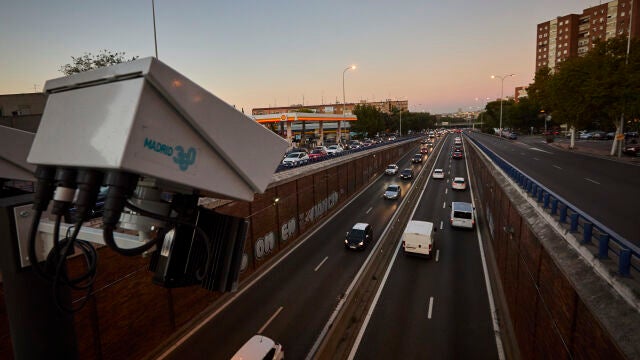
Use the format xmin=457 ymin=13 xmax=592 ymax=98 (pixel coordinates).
xmin=451 ymin=177 xmax=467 ymax=190
xmin=432 ymin=169 xmax=444 ymax=179
xmin=281 ymin=152 xmax=309 ymax=167
xmin=383 ymin=184 xmax=401 ymax=200
xmin=385 ymin=164 xmax=399 ymax=175
xmin=231 ymin=335 xmax=284 ymax=360
xmin=326 ymin=144 xmax=344 ymax=155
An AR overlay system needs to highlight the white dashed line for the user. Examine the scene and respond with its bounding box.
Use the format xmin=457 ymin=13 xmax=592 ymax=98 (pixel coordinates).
xmin=445 ymin=188 xmax=448 ymax=194
xmin=533 ymin=157 xmax=540 ymax=161
xmin=435 ymin=250 xmax=440 ymax=262
xmin=585 ymin=178 xmax=601 ymax=185
xmin=439 ymin=221 xmax=443 ymax=230
xmin=314 ymin=256 xmax=329 ymax=272
xmin=553 ymin=165 xmax=562 ymax=170
xmin=529 ymin=147 xmax=552 ymax=154
xmin=366 ymin=207 xmax=373 ymax=214
xmin=442 ymin=201 xmax=446 ymax=208
xmin=427 ymin=297 xmax=434 ymax=319
xmin=259 ymin=306 xmax=283 ymax=334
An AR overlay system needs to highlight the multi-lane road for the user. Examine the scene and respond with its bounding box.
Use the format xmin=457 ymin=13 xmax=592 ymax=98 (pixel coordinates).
xmin=466 ymin=132 xmax=640 ymax=244
xmin=162 ymin=136 xmax=443 ymax=359
xmin=159 ymin=130 xmax=637 ymax=359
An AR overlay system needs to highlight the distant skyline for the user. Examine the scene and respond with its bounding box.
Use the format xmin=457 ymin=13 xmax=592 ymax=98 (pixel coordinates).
xmin=1 ymin=1 xmax=599 ymax=114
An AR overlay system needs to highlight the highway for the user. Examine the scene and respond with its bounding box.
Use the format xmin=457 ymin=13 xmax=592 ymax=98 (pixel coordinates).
xmin=351 ymin=134 xmax=501 ymax=359
xmin=466 ymin=132 xmax=640 ymax=244
xmin=161 ymin=138 xmax=433 ymax=359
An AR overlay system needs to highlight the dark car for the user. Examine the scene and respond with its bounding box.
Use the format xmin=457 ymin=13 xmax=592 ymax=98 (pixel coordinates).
xmin=452 ymin=150 xmax=464 ymax=159
xmin=344 ymin=223 xmax=373 ymax=250
xmin=623 ymin=143 xmax=640 ymax=156
xmin=399 ymin=168 xmax=414 ymax=180
xmin=411 ymin=154 xmax=423 ymax=163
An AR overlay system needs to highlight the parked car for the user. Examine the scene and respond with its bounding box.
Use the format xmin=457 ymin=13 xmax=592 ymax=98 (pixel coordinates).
xmin=579 ymin=132 xmax=593 ymax=140
xmin=231 ymin=335 xmax=284 ymax=360
xmin=623 ymin=143 xmax=640 ymax=156
xmin=326 ymin=144 xmax=343 ymax=155
xmin=451 ymin=177 xmax=467 ymax=190
xmin=399 ymin=168 xmax=414 ymax=180
xmin=432 ymin=169 xmax=444 ymax=179
xmin=308 ymin=149 xmax=327 ymax=160
xmin=385 ymin=164 xmax=399 ymax=175
xmin=411 ymin=153 xmax=423 ymax=163
xmin=591 ymin=131 xmax=607 ymax=140
xmin=508 ymin=132 xmax=518 ymax=140
xmin=344 ymin=223 xmax=373 ymax=250
xmin=281 ymin=152 xmax=309 ymax=167
xmin=383 ymin=184 xmax=401 ymax=200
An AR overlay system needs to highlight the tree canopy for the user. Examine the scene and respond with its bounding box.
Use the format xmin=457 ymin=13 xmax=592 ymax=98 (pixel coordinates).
xmin=499 ymin=36 xmax=640 ymax=133
xmin=59 ymin=50 xmax=139 ymax=75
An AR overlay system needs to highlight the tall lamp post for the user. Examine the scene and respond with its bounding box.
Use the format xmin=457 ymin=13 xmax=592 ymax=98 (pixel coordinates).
xmin=341 ymin=65 xmax=356 ymax=144
xmin=491 ymin=74 xmax=514 ymax=137
xmin=151 ymin=0 xmax=159 ymax=58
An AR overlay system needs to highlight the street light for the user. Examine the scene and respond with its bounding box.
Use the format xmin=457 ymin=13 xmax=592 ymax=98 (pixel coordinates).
xmin=491 ymin=74 xmax=514 ymax=137
xmin=341 ymin=65 xmax=356 ymax=144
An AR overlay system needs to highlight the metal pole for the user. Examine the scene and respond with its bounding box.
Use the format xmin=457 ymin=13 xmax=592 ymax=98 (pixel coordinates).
xmin=499 ymin=80 xmax=504 ymax=137
xmin=618 ymin=0 xmax=633 ymax=157
xmin=342 ymin=68 xmax=346 ymax=145
xmin=152 ymin=0 xmax=159 ymax=58
xmin=399 ymin=108 xmax=402 ymax=137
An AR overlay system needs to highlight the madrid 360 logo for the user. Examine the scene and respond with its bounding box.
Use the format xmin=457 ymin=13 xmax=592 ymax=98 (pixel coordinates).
xmin=144 ymin=138 xmax=197 ymax=171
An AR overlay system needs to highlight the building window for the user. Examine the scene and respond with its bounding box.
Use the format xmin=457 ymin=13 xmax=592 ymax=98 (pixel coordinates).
xmin=621 ymin=12 xmax=625 ymax=16
xmin=564 ymin=49 xmax=568 ymax=54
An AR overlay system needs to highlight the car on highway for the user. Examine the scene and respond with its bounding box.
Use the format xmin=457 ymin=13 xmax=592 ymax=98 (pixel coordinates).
xmin=385 ymin=164 xmax=399 ymax=175
xmin=451 ymin=177 xmax=467 ymax=190
xmin=450 ymin=202 xmax=475 ymax=229
xmin=308 ymin=148 xmax=328 ymax=160
xmin=432 ymin=168 xmax=444 ymax=179
xmin=231 ymin=335 xmax=284 ymax=360
xmin=452 ymin=150 xmax=464 ymax=159
xmin=344 ymin=223 xmax=373 ymax=250
xmin=281 ymin=151 xmax=309 ymax=167
xmin=399 ymin=168 xmax=414 ymax=180
xmin=420 ymin=146 xmax=429 ymax=154
xmin=411 ymin=153 xmax=423 ymax=163
xmin=383 ymin=184 xmax=401 ymax=200
xmin=326 ymin=144 xmax=344 ymax=155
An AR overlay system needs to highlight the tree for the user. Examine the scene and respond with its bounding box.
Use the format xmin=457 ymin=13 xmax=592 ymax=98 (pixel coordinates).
xmin=59 ymin=50 xmax=139 ymax=75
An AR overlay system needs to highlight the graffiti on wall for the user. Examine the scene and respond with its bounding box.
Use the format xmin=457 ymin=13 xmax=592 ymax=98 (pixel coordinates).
xmin=254 ymin=231 xmax=276 ymax=260
xmin=300 ymin=191 xmax=339 ymax=227
xmin=281 ymin=217 xmax=296 ymax=242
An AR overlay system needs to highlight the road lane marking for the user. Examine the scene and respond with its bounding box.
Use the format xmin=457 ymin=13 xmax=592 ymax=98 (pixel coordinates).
xmin=445 ymin=188 xmax=448 ymax=194
xmin=529 ymin=147 xmax=553 ymax=154
xmin=366 ymin=207 xmax=373 ymax=214
xmin=585 ymin=178 xmax=601 ymax=185
xmin=553 ymin=165 xmax=562 ymax=170
xmin=427 ymin=297 xmax=434 ymax=319
xmin=435 ymin=250 xmax=440 ymax=262
xmin=533 ymin=157 xmax=540 ymax=161
xmin=258 ymin=306 xmax=283 ymax=334
xmin=314 ymin=256 xmax=329 ymax=272
xmin=439 ymin=221 xmax=443 ymax=230
xmin=442 ymin=201 xmax=446 ymax=208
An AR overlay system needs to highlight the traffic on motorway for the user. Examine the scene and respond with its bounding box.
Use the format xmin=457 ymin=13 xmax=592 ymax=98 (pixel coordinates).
xmin=162 ymin=131 xmax=503 ymax=360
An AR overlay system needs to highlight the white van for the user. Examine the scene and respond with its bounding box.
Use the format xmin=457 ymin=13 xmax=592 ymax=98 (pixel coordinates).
xmin=231 ymin=335 xmax=284 ymax=360
xmin=402 ymin=220 xmax=435 ymax=257
xmin=450 ymin=202 xmax=475 ymax=229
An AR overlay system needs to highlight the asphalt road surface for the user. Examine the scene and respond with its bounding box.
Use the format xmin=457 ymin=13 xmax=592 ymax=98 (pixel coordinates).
xmin=161 ymin=139 xmax=433 ymax=359
xmin=466 ymin=132 xmax=640 ymax=244
xmin=352 ymin=134 xmax=501 ymax=360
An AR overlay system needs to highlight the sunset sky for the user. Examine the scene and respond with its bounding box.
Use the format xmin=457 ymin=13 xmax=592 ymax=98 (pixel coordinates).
xmin=1 ymin=0 xmax=597 ymax=114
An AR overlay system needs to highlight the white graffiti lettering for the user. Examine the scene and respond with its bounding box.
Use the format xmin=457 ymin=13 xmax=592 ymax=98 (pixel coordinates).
xmin=281 ymin=217 xmax=296 ymax=242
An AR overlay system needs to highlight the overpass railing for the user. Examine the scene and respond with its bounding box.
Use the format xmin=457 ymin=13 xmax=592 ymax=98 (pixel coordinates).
xmin=465 ymin=133 xmax=639 ymax=278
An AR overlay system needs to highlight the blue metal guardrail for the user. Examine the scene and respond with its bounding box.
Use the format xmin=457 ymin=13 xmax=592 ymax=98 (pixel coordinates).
xmin=274 ymin=135 xmax=422 ymax=173
xmin=465 ymin=133 xmax=639 ymax=277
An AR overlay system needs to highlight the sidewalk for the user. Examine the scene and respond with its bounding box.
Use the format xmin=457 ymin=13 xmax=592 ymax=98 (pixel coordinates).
xmin=545 ymin=138 xmax=640 ymax=165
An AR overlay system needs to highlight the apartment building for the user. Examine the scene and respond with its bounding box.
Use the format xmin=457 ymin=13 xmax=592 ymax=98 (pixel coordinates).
xmin=536 ymin=0 xmax=639 ymax=71
xmin=252 ymin=99 xmax=408 ymax=116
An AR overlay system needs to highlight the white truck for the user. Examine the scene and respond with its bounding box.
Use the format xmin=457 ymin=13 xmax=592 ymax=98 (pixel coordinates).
xmin=402 ymin=220 xmax=435 ymax=258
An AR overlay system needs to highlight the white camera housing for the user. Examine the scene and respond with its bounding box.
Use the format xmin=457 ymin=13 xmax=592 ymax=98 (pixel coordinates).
xmin=28 ymin=57 xmax=287 ymax=201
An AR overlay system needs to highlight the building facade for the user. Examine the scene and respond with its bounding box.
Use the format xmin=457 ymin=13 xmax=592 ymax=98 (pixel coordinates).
xmin=0 ymin=93 xmax=46 ymax=132
xmin=252 ymin=99 xmax=408 ymax=116
xmin=536 ymin=0 xmax=640 ymax=71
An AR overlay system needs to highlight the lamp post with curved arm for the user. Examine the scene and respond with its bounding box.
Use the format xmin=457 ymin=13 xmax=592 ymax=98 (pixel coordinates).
xmin=491 ymin=74 xmax=514 ymax=137
xmin=340 ymin=65 xmax=356 ymax=144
